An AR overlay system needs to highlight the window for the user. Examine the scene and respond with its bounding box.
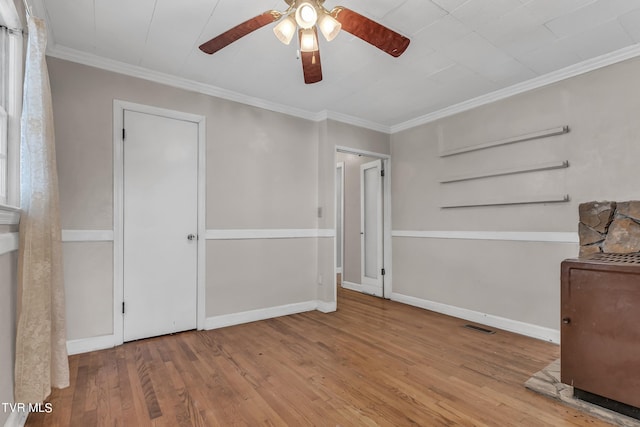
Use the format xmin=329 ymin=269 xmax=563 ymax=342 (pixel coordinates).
xmin=0 ymin=0 xmax=23 ymax=207
xmin=0 ymin=107 xmax=6 ymax=205
xmin=0 ymin=25 xmax=8 ymax=205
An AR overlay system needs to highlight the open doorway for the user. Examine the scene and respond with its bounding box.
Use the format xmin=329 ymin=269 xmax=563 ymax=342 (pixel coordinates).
xmin=335 ymin=147 xmax=392 ymax=301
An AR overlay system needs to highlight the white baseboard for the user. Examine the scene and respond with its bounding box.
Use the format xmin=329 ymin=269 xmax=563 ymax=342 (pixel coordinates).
xmin=66 ymin=334 xmax=117 ymax=355
xmin=64 ymin=300 xmax=341 ymax=356
xmin=316 ymin=300 xmax=337 ymax=313
xmin=341 ymin=281 xmax=363 ymax=293
xmin=391 ymin=292 xmax=560 ymax=344
xmin=341 ymin=281 xmax=383 ymax=297
xmin=3 ymin=409 xmax=27 ymax=427
xmin=205 ymin=301 xmax=319 ymax=330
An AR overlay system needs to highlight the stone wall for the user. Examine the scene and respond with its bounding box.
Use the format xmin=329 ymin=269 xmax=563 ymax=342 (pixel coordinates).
xmin=578 ymin=201 xmax=640 ymax=257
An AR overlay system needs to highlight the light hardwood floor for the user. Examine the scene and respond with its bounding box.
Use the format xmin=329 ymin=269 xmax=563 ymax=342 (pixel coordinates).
xmin=27 ymin=288 xmax=612 ymax=426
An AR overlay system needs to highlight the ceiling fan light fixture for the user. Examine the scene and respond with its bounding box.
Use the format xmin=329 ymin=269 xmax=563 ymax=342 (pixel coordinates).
xmin=299 ymin=28 xmax=319 ymax=52
xmin=273 ymin=15 xmax=296 ymax=45
xmin=199 ymin=1 xmax=411 ymax=85
xmin=295 ymin=2 xmax=317 ymax=29
xmin=318 ymin=12 xmax=341 ymax=42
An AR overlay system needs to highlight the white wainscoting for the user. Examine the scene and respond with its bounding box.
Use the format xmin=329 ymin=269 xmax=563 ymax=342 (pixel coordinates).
xmin=0 ymin=232 xmax=18 ymax=255
xmin=391 ymin=292 xmax=560 ymax=344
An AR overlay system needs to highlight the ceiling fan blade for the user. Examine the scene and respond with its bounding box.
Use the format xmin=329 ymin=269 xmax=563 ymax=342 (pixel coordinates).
xmin=301 ymin=50 xmax=323 ymax=84
xmin=331 ymin=7 xmax=410 ymax=57
xmin=299 ymin=30 xmax=323 ymax=84
xmin=199 ymin=11 xmax=281 ymax=55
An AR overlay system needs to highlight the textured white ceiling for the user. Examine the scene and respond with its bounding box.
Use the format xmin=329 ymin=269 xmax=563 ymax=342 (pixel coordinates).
xmin=32 ymin=0 xmax=640 ymax=129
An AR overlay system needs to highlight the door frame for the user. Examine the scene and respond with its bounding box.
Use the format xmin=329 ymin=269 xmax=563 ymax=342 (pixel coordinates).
xmin=113 ymin=100 xmax=206 ymax=346
xmin=336 ymin=161 xmax=344 ymax=276
xmin=335 ymin=146 xmax=392 ymax=299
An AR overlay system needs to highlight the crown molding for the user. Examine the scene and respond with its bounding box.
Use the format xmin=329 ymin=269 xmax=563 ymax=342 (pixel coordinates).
xmin=45 ymin=44 xmax=390 ymax=134
xmin=323 ymin=110 xmax=392 ymax=134
xmin=44 ymin=34 xmax=640 ymax=136
xmin=391 ymin=42 xmax=640 ymax=134
xmin=46 ymin=44 xmax=328 ymax=122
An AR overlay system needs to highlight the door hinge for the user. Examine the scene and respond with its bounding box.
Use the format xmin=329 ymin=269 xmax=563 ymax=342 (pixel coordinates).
xmin=381 ymin=169 xmax=385 ymax=177
xmin=381 ymin=268 xmax=386 ymax=276
xmin=122 ymin=301 xmax=125 ymax=314
xmin=122 ymin=128 xmax=126 ymax=140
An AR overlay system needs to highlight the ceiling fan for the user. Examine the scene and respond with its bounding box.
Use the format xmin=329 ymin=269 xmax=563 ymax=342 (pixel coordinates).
xmin=199 ymin=0 xmax=410 ymax=84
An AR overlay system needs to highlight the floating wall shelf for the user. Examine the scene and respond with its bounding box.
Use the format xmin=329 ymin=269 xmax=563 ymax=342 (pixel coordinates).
xmin=439 ymin=126 xmax=569 ymax=157
xmin=440 ymin=194 xmax=570 ymax=209
xmin=439 ymin=160 xmax=569 ymax=184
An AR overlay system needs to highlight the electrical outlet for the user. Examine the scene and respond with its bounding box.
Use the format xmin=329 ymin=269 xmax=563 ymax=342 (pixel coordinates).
xmin=317 ymin=274 xmax=323 ymax=285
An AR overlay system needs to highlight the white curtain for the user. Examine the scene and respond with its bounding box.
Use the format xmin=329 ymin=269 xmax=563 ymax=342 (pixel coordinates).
xmin=14 ymin=15 xmax=69 ymax=404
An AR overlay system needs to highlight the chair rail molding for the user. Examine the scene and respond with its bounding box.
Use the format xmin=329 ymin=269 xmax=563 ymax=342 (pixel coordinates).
xmin=0 ymin=204 xmax=20 ymax=225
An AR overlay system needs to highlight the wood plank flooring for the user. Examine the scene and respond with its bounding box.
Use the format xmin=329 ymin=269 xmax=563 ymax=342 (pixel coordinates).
xmin=27 ymin=288 xmax=612 ymax=426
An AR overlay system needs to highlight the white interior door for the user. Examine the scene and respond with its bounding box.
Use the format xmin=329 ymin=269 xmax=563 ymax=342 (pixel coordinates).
xmin=123 ymin=109 xmax=198 ymax=342
xmin=360 ymin=159 xmax=383 ymax=297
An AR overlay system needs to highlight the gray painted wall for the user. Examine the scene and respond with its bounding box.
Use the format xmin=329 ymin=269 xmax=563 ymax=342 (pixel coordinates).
xmin=391 ymin=56 xmax=640 ymax=332
xmin=47 ymin=58 xmax=388 ymax=341
xmin=49 ymin=57 xmax=321 ymax=339
xmin=0 ymin=247 xmax=18 ymax=425
xmin=44 ymin=47 xmax=640 ymax=348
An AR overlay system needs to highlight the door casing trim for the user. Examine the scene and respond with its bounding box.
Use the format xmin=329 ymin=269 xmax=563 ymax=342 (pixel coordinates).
xmin=113 ymin=100 xmax=206 ymax=346
xmin=336 ymin=162 xmax=344 ymax=275
xmin=335 ymin=146 xmax=392 ymax=300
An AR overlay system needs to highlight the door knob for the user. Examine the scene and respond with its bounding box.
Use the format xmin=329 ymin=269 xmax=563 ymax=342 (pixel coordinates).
xmin=187 ymin=234 xmax=197 ymax=241
xmin=562 ymin=317 xmax=571 ymax=325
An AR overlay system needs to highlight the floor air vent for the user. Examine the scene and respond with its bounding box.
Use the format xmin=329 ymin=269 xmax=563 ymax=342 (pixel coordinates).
xmin=463 ymin=324 xmax=495 ymax=334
